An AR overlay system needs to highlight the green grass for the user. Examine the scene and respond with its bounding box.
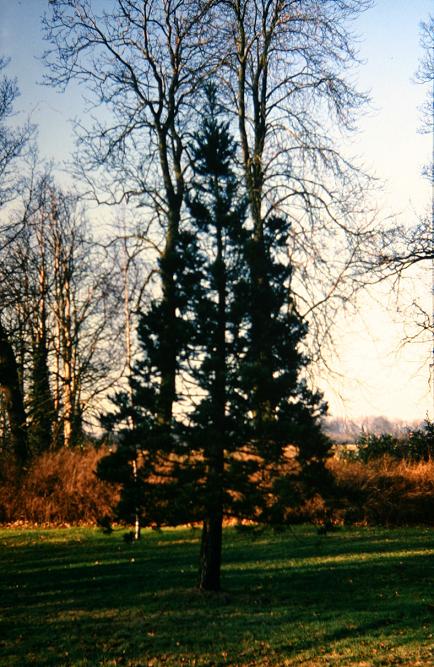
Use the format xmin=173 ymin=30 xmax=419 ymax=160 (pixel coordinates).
xmin=0 ymin=525 xmax=433 ymax=666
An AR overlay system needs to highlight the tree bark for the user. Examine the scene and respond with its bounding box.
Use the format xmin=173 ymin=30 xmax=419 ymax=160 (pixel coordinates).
xmin=157 ymin=211 xmax=179 ymax=425
xmin=199 ymin=508 xmax=223 ymax=591
xmin=233 ymin=0 xmax=274 ymax=426
xmin=29 ymin=224 xmax=55 ymax=453
xmin=61 ymin=266 xmax=74 ymax=447
xmin=199 ymin=197 xmax=226 ymax=592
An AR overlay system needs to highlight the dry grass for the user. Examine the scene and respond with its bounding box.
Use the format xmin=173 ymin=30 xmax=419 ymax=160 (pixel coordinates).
xmin=329 ymin=455 xmax=434 ymax=526
xmin=0 ymin=446 xmax=119 ymax=525
xmin=1 ymin=447 xmax=433 ymax=527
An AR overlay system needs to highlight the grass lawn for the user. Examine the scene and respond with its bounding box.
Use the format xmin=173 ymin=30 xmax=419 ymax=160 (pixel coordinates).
xmin=0 ymin=525 xmax=433 ymax=666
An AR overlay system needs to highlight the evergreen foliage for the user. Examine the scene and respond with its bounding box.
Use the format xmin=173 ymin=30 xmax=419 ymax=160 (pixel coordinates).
xmin=353 ymin=420 xmax=434 ymax=462
xmin=181 ymin=84 xmax=248 ymax=589
xmin=28 ymin=337 xmax=55 ymax=455
xmin=98 ymin=229 xmax=196 ymax=529
xmin=98 ymin=84 xmax=333 ymax=589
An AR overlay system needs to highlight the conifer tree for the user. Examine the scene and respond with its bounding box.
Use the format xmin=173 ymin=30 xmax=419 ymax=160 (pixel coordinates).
xmin=183 ymin=84 xmax=248 ymax=590
xmin=231 ymin=211 xmax=333 ymax=526
xmin=184 ymin=86 xmax=333 ymax=589
xmin=99 ymin=84 xmax=333 ymax=591
xmin=97 ymin=225 xmax=198 ymax=531
xmin=28 ymin=335 xmax=55 ymax=455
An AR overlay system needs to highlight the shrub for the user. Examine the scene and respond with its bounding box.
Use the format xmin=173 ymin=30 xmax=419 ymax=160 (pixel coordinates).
xmin=0 ymin=446 xmax=120 ymax=525
xmin=2 ymin=443 xmax=434 ymax=528
xmin=328 ymin=456 xmax=434 ymax=526
xmin=354 ymin=432 xmax=400 ymax=462
xmin=350 ymin=420 xmax=434 ymax=463
xmin=405 ymin=420 xmax=434 ymax=461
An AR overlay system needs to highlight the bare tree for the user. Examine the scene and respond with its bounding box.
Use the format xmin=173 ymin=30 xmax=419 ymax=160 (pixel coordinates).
xmin=1 ymin=168 xmax=125 ymax=451
xmin=42 ymin=185 xmax=124 ymax=446
xmin=204 ymin=0 xmax=376 ymax=414
xmin=43 ymin=0 xmax=215 ymax=424
xmin=41 ymin=0 xmax=383 ymax=432
xmin=360 ymin=17 xmax=434 ymax=295
xmin=0 ymin=58 xmax=33 ymax=465
xmin=416 ymin=15 xmax=434 ymax=135
xmin=374 ymin=14 xmax=433 ymax=273
xmin=0 ymin=57 xmax=33 ymax=210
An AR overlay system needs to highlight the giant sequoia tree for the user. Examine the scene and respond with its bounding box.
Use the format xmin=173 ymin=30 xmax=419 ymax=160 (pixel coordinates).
xmin=183 ymin=86 xmax=248 ymax=590
xmin=186 ymin=87 xmax=331 ymax=589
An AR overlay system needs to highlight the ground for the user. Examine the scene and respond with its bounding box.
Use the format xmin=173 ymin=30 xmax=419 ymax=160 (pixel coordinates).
xmin=0 ymin=525 xmax=433 ymax=666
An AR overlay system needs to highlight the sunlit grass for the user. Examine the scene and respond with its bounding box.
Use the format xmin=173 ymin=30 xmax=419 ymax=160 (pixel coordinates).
xmin=1 ymin=525 xmax=433 ymax=666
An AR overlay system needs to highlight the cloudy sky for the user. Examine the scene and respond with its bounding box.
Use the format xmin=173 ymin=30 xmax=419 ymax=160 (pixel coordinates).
xmin=1 ymin=0 xmax=433 ymax=422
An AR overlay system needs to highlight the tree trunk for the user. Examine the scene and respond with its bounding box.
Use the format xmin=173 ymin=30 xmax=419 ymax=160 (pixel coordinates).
xmin=51 ymin=194 xmax=74 ymax=448
xmin=234 ymin=5 xmax=273 ymax=427
xmin=29 ymin=238 xmax=55 ymax=454
xmin=199 ymin=507 xmax=223 ymax=591
xmin=0 ymin=319 xmax=29 ymax=465
xmin=157 ymin=223 xmax=178 ymax=425
xmin=61 ymin=260 xmax=74 ymax=447
xmin=122 ymin=237 xmax=141 ymax=540
xmin=156 ymin=123 xmax=183 ymax=426
xmin=199 ymin=216 xmax=226 ymax=592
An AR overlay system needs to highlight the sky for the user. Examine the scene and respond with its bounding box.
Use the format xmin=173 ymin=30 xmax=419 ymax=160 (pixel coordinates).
xmin=0 ymin=0 xmax=433 ymax=423
xmin=328 ymin=0 xmax=434 ymax=422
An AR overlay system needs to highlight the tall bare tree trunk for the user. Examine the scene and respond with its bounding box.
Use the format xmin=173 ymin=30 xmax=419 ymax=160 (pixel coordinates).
xmin=122 ymin=231 xmax=141 ymax=540
xmin=52 ymin=221 xmax=62 ymax=446
xmin=50 ymin=191 xmax=74 ymax=447
xmin=29 ymin=219 xmax=55 ymax=453
xmin=157 ymin=214 xmax=179 ymax=426
xmin=60 ymin=255 xmax=73 ymax=447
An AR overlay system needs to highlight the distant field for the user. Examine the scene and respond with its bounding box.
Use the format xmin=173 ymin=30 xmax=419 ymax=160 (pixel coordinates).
xmin=0 ymin=526 xmax=433 ymax=666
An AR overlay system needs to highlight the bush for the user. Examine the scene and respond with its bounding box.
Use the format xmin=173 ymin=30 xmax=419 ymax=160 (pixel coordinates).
xmin=2 ymin=441 xmax=434 ymax=528
xmin=405 ymin=420 xmax=434 ymax=461
xmin=350 ymin=420 xmax=434 ymax=463
xmin=0 ymin=446 xmax=120 ymax=525
xmin=328 ymin=456 xmax=434 ymax=526
xmin=354 ymin=432 xmax=400 ymax=462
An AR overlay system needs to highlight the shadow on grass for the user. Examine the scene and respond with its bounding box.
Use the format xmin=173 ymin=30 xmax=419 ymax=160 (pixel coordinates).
xmin=0 ymin=526 xmax=433 ymax=666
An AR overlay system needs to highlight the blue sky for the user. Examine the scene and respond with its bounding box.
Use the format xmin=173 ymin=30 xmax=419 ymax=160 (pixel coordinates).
xmin=1 ymin=0 xmax=433 ymax=421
